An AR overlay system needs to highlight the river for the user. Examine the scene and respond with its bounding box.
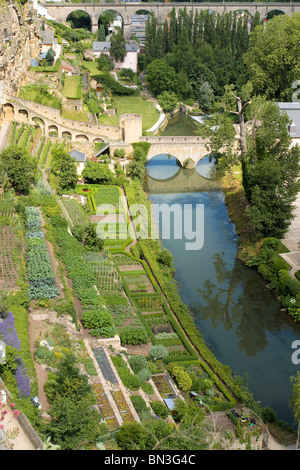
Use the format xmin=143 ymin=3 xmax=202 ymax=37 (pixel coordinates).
xmin=144 ymin=112 xmax=300 ymax=425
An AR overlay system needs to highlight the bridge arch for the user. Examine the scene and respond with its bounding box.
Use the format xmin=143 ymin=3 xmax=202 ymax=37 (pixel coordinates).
xmin=98 ymin=9 xmax=124 ymax=35
xmin=66 ymin=10 xmax=92 ymax=31
xmin=265 ymin=10 xmax=285 ymax=21
xmin=93 ymin=137 xmax=105 ymax=143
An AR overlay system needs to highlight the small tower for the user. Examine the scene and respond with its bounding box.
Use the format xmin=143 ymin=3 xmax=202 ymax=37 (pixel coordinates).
xmin=119 ymin=113 xmax=143 ymax=144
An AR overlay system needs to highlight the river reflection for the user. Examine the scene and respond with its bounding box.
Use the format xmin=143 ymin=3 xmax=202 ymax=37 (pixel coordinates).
xmin=145 ymin=154 xmax=300 ymax=424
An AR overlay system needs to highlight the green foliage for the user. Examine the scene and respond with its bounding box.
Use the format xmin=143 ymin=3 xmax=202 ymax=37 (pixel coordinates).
xmin=167 ymin=363 xmax=193 ymax=391
xmin=81 ymin=309 xmax=114 ymax=330
xmin=149 ymin=344 xmax=168 ymax=361
xmin=0 ymin=145 xmax=37 ymax=194
xmin=116 ymin=422 xmax=156 ymax=450
xmin=157 ymin=91 xmax=178 ymax=112
xmin=150 ymin=400 xmax=170 ymax=419
xmin=82 ymin=161 xmax=116 ymax=185
xmin=93 ymin=73 xmax=135 ymax=96
xmin=119 ymin=326 xmax=149 ymax=346
xmin=128 ymin=354 xmax=148 ymax=373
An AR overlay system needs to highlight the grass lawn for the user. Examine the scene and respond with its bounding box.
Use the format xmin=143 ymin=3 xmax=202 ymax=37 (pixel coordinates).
xmin=98 ymin=95 xmax=160 ymax=133
xmin=62 ymin=75 xmax=82 ymax=99
xmin=61 ymin=108 xmax=89 ymax=122
xmin=84 ymin=61 xmax=101 ymax=76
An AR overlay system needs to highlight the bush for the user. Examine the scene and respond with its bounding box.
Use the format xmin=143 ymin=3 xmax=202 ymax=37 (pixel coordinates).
xmin=119 ymin=326 xmax=149 ymax=345
xmin=130 ymin=395 xmax=150 ymax=417
xmin=81 ymin=310 xmax=114 ymax=330
xmin=138 ymin=368 xmax=152 ymax=384
xmin=128 ymin=354 xmax=148 ymax=373
xmin=149 ymin=344 xmax=168 ymax=361
xmin=116 ymin=423 xmax=156 ymax=450
xmin=141 ymin=383 xmax=154 ymax=395
xmin=150 ymin=400 xmax=170 ymax=419
xmin=167 ymin=363 xmax=193 ymax=391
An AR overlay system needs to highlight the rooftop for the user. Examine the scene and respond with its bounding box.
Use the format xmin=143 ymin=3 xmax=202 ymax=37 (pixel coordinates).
xmin=41 ymin=29 xmax=54 ymax=45
xmin=69 ymin=150 xmax=86 ymax=163
xmin=93 ymin=41 xmax=139 ymax=53
xmin=278 ymin=102 xmax=300 ymax=138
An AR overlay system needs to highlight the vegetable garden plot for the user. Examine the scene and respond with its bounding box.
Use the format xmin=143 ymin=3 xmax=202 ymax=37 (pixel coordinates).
xmin=0 ymin=225 xmax=19 ymax=290
xmin=92 ymin=384 xmax=119 ymax=431
xmin=62 ymin=199 xmax=90 ymax=226
xmin=152 ymin=374 xmax=177 ymax=399
xmin=111 ymin=390 xmax=132 ymax=414
xmin=122 ymin=272 xmax=155 ymax=293
xmin=84 ymin=252 xmax=123 ymax=295
xmin=0 ymin=199 xmax=15 ymax=226
xmin=25 ymin=207 xmax=59 ymax=300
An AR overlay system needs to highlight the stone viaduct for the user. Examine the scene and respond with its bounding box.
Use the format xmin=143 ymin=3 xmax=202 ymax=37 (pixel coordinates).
xmin=41 ymin=2 xmax=300 ymax=38
xmin=1 ymin=95 xmax=240 ymax=167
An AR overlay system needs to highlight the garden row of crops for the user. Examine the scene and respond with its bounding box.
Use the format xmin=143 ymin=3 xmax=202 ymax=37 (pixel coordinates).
xmin=0 ymin=198 xmax=15 ymax=226
xmin=0 ymin=224 xmax=20 ymax=290
xmin=92 ymin=384 xmax=119 ymax=431
xmin=62 ymin=198 xmax=90 ymax=226
xmin=25 ymin=206 xmax=59 ymax=300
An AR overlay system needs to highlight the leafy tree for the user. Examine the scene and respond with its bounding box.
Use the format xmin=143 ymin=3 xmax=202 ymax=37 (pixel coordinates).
xmin=197 ymin=81 xmax=214 ymax=111
xmin=157 ymin=91 xmax=178 ymax=112
xmin=45 ymin=47 xmax=55 ymax=66
xmin=97 ymin=54 xmax=114 ymax=72
xmin=119 ymin=68 xmax=135 ymax=83
xmin=72 ymin=223 xmax=104 ymax=251
xmin=150 ymin=401 xmax=170 ymax=419
xmin=0 ymin=145 xmax=37 ymax=194
xmin=243 ymin=13 xmax=300 ymax=100
xmin=97 ymin=23 xmax=106 ymax=41
xmin=46 ymin=395 xmax=102 ymax=450
xmin=82 ymin=160 xmax=115 ymax=185
xmin=244 ymin=101 xmax=300 ymax=238
xmin=51 ymin=145 xmax=78 ymax=193
xmin=116 ymin=422 xmax=156 ymax=450
xmin=110 ymin=29 xmax=126 ymax=62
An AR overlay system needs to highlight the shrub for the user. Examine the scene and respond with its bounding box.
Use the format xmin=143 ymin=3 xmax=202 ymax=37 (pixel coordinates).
xmin=130 ymin=395 xmax=150 ymax=417
xmin=141 ymin=383 xmax=154 ymax=395
xmin=128 ymin=354 xmax=148 ymax=373
xmin=138 ymin=368 xmax=152 ymax=384
xmin=116 ymin=423 xmax=156 ymax=450
xmin=150 ymin=400 xmax=170 ymax=419
xmin=149 ymin=344 xmax=168 ymax=361
xmin=81 ymin=310 xmax=114 ymax=330
xmin=167 ymin=363 xmax=193 ymax=391
xmin=119 ymin=326 xmax=149 ymax=345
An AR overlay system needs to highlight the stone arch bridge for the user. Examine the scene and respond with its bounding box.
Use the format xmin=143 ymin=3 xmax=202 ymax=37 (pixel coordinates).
xmin=42 ymin=2 xmax=300 ymax=38
xmin=143 ymin=135 xmax=213 ymax=168
xmin=1 ymin=96 xmax=239 ymax=166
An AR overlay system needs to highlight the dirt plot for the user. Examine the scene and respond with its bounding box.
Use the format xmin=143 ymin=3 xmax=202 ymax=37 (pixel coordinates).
xmin=0 ymin=225 xmax=20 ymax=290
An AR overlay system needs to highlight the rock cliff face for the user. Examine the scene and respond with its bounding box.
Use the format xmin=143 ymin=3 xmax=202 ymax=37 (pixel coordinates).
xmin=0 ymin=0 xmax=40 ymax=96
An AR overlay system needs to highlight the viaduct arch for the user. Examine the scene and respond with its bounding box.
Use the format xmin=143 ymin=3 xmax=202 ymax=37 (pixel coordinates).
xmin=41 ymin=2 xmax=299 ymax=38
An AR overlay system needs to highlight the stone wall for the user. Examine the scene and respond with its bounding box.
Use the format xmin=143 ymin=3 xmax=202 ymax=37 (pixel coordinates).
xmin=0 ymin=0 xmax=40 ymax=98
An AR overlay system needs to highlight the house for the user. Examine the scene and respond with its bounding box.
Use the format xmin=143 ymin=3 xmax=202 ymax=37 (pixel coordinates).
xmin=40 ymin=29 xmax=61 ymax=60
xmin=92 ymin=40 xmax=139 ymax=73
xmin=278 ymin=102 xmax=300 ymax=147
xmin=69 ymin=150 xmax=86 ymax=176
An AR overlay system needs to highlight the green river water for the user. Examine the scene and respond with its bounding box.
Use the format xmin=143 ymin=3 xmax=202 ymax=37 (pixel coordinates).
xmin=144 ymin=112 xmax=300 ymax=425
